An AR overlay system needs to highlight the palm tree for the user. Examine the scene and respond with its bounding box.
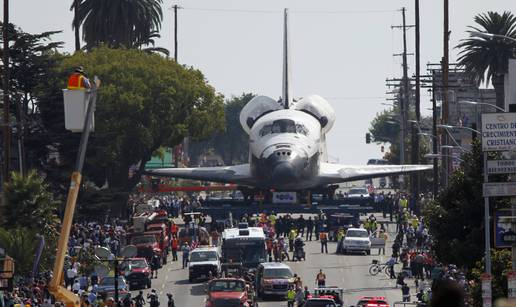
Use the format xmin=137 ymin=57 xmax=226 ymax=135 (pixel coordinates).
xmin=73 ymin=0 xmax=163 ymax=50
xmin=457 ymin=11 xmax=516 ymax=110
xmin=0 ymin=228 xmax=38 ymax=276
xmin=72 ymin=0 xmax=80 ymax=51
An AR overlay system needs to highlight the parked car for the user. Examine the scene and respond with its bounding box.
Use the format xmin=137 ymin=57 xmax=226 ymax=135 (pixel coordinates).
xmin=342 ymin=228 xmax=371 ymax=255
xmin=189 ymin=246 xmax=221 ymax=282
xmin=255 ymin=262 xmax=294 ymax=298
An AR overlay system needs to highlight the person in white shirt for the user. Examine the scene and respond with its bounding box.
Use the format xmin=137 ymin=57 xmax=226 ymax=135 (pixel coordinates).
xmin=66 ymin=267 xmax=77 ymax=289
xmin=72 ymin=279 xmax=81 ymax=294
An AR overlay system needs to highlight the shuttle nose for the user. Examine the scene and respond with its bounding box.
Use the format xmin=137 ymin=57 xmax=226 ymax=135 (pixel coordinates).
xmin=266 ymin=149 xmax=304 ymax=183
xmin=271 ymin=162 xmax=297 ymax=183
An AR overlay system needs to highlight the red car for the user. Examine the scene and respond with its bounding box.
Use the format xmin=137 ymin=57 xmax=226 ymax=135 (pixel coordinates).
xmin=355 ymin=296 xmax=389 ymax=307
xmin=120 ymin=258 xmax=152 ymax=290
xmin=205 ymin=278 xmax=254 ymax=307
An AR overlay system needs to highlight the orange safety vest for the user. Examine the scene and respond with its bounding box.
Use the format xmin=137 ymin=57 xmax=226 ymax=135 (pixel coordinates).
xmin=67 ymin=73 xmax=86 ymax=90
xmin=171 ymin=238 xmax=179 ymax=250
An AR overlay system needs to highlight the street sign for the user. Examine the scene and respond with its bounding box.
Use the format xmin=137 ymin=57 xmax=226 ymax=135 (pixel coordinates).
xmin=508 ymin=271 xmax=516 ymax=298
xmin=487 ymin=159 xmax=516 ymax=174
xmin=482 ymin=113 xmax=516 ymax=152
xmin=483 ymin=182 xmax=516 ymax=197
xmin=481 ymin=273 xmax=492 ymax=307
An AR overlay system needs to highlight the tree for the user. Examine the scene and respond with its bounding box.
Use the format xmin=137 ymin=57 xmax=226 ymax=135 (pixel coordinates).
xmin=424 ymin=140 xmax=507 ymax=268
xmin=470 ymin=249 xmax=511 ymax=306
xmin=0 ymin=23 xmax=64 ymax=173
xmin=0 ymin=228 xmax=39 ymax=276
xmin=214 ymin=94 xmax=253 ymax=165
xmin=189 ymin=93 xmax=253 ymax=166
xmin=1 ymin=170 xmax=59 ymax=232
xmin=36 ymin=47 xmax=225 ymax=192
xmin=74 ymin=0 xmax=166 ymax=51
xmin=457 ymin=11 xmax=516 ymax=110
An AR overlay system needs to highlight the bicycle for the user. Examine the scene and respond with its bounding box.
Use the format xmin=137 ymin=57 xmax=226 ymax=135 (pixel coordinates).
xmin=369 ymin=260 xmax=390 ymax=276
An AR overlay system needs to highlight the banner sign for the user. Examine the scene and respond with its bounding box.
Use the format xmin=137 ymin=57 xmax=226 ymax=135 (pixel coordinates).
xmin=483 ymin=182 xmax=516 ymax=197
xmin=482 ymin=113 xmax=516 ymax=152
xmin=272 ymin=192 xmax=297 ymax=204
xmin=487 ymin=160 xmax=516 ymax=174
xmin=495 ymin=209 xmax=514 ymax=248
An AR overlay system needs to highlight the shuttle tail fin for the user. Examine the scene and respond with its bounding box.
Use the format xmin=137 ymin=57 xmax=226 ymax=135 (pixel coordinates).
xmin=282 ymin=8 xmax=292 ymax=109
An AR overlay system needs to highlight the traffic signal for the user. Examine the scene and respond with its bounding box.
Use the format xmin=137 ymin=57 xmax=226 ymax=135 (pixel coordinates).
xmin=366 ymin=133 xmax=371 ymax=144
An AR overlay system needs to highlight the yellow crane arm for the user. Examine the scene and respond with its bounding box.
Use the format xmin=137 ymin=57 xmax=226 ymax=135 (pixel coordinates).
xmin=48 ymin=172 xmax=82 ymax=307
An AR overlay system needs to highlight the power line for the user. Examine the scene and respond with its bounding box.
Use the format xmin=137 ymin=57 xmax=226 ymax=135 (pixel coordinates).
xmin=179 ymin=7 xmax=397 ymax=15
xmin=325 ymin=96 xmax=386 ymax=100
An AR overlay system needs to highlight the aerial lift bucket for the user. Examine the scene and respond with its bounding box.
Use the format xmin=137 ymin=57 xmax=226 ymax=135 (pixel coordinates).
xmin=63 ymin=89 xmax=95 ymax=132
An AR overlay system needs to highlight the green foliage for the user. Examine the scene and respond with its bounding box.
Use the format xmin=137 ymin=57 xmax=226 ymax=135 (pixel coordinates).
xmin=75 ymin=0 xmax=167 ymax=53
xmin=0 ymin=228 xmax=39 ymax=276
xmin=190 ymin=93 xmax=252 ymax=165
xmin=470 ymin=249 xmax=511 ymax=306
xmin=424 ymin=140 xmax=507 ymax=268
xmin=369 ymin=109 xmax=400 ymax=144
xmin=36 ymin=47 xmax=225 ymax=190
xmin=1 ymin=170 xmax=59 ymax=231
xmin=457 ymin=11 xmax=516 ymax=109
xmin=0 ymin=23 xmax=64 ymax=171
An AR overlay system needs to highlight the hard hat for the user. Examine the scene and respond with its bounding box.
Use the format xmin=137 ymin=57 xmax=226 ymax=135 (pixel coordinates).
xmin=75 ymin=66 xmax=85 ymax=73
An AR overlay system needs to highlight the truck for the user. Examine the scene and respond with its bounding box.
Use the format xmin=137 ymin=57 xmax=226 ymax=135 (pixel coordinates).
xmin=188 ymin=246 xmax=221 ymax=282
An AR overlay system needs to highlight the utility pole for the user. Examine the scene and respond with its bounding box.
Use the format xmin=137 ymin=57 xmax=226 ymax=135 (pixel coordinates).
xmin=174 ymin=4 xmax=179 ymax=61
xmin=414 ymin=0 xmax=421 ymax=205
xmin=74 ymin=0 xmax=80 ymax=52
xmin=391 ymin=8 xmax=414 ymax=168
xmin=3 ymin=0 xmax=11 ymax=183
xmin=442 ymin=0 xmax=450 ymax=187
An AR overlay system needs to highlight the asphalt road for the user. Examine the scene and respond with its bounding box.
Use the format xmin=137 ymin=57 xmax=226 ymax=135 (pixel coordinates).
xmin=130 ymin=223 xmax=418 ymax=307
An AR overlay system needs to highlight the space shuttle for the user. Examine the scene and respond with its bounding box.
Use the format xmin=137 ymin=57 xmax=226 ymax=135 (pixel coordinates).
xmin=146 ymin=9 xmax=431 ymax=193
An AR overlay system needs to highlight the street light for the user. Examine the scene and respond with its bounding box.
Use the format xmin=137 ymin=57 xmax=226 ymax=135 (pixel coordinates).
xmin=424 ymin=153 xmax=464 ymax=162
xmin=437 ymin=124 xmax=480 ymax=134
xmin=458 ymin=100 xmax=506 ymax=112
xmin=469 ymin=31 xmax=516 ymax=43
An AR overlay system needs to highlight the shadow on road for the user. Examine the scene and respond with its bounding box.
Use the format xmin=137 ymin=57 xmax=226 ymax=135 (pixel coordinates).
xmin=343 ymin=286 xmax=395 ymax=293
xmin=190 ymin=284 xmax=206 ymax=296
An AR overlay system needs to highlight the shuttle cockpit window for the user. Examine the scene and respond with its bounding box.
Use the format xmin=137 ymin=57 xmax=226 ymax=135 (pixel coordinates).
xmin=259 ymin=120 xmax=309 ymax=137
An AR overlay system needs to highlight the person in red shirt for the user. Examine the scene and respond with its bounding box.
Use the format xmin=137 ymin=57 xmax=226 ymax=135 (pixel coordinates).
xmin=171 ymin=235 xmax=179 ymax=261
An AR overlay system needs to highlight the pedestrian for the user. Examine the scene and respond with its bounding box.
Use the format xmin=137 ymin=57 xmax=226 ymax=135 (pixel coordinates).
xmin=171 ymin=236 xmax=179 ymax=262
xmin=147 ymin=289 xmax=160 ymax=307
xmin=287 ymin=286 xmax=295 ymax=307
xmin=151 ymin=254 xmax=160 ymax=278
xmin=181 ymin=242 xmax=190 ymax=269
xmin=295 ymin=286 xmax=305 ymax=307
xmin=315 ymin=269 xmax=326 ymax=287
xmin=401 ymin=283 xmax=410 ymax=302
xmin=378 ymin=230 xmax=388 ymax=255
xmin=387 ymin=255 xmax=397 ymax=279
xmin=65 ymin=266 xmax=77 ymax=290
xmin=303 ymin=286 xmax=310 ymax=300
xmin=133 ymin=291 xmax=145 ymax=307
xmin=306 ymin=217 xmax=313 ymax=241
xmin=319 ymin=231 xmax=328 ymax=254
xmin=288 ymin=228 xmax=297 ymax=252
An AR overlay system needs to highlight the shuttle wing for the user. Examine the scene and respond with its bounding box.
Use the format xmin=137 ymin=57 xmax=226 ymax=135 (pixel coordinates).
xmin=318 ymin=162 xmax=433 ymax=185
xmin=145 ymin=164 xmax=256 ymax=186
